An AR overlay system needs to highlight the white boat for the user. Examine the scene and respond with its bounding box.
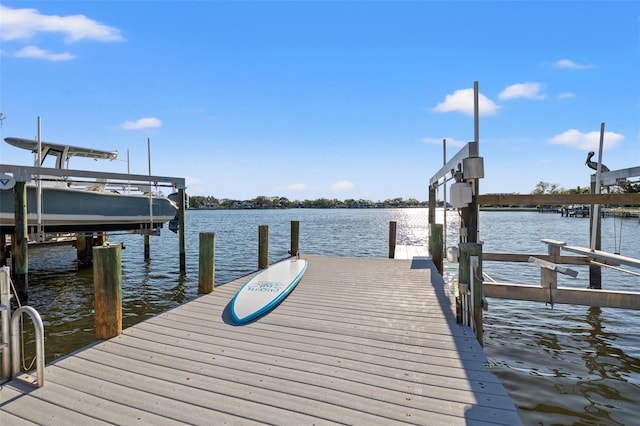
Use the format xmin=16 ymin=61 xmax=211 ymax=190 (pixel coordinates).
xmin=0 ymin=137 xmax=180 ymax=234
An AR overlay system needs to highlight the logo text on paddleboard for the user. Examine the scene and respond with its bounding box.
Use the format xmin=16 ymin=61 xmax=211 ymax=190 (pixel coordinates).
xmin=247 ymin=281 xmax=285 ymax=292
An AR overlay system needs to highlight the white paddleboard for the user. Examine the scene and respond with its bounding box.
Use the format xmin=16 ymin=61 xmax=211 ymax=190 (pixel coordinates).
xmin=230 ymin=258 xmax=308 ymax=324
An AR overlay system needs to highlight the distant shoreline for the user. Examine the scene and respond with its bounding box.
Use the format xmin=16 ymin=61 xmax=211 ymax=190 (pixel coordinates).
xmin=188 ymin=206 xmax=542 ymax=212
xmin=186 ymin=206 xmax=638 ymax=216
xmin=480 ymin=207 xmax=542 ymax=212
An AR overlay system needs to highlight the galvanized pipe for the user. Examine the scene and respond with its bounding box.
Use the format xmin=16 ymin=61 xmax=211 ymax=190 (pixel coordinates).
xmin=11 ymin=306 xmax=45 ymax=387
xmin=0 ymin=267 xmax=11 ymax=382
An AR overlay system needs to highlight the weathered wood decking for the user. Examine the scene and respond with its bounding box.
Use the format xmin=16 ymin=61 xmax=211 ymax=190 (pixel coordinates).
xmin=1 ymin=255 xmax=521 ymax=425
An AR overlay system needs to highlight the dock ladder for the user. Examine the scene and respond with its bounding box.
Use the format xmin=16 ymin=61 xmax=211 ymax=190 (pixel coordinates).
xmin=0 ymin=266 xmax=45 ymax=387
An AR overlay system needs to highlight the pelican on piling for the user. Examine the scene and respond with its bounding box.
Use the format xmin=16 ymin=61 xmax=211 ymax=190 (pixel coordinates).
xmin=586 ymin=151 xmax=610 ymax=172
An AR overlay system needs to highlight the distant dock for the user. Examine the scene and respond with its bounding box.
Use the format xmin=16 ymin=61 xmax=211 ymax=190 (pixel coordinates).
xmin=1 ymin=254 xmax=521 ymax=425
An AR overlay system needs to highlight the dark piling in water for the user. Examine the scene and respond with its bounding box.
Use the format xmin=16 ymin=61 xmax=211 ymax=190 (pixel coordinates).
xmin=198 ymin=232 xmax=215 ymax=294
xmin=93 ymin=243 xmax=122 ymax=339
xmin=13 ymin=181 xmax=28 ymax=304
xmin=259 ymin=225 xmax=269 ymax=269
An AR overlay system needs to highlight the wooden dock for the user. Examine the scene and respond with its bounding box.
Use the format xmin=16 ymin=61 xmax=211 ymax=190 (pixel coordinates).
xmin=1 ymin=255 xmax=521 ymax=425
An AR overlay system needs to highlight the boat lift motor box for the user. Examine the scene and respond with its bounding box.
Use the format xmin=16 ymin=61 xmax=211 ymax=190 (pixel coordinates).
xmin=462 ymin=157 xmax=484 ymax=179
xmin=450 ymin=182 xmax=473 ymax=208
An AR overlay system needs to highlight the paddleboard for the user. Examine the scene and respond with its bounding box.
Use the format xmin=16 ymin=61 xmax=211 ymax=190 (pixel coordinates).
xmin=230 ymin=258 xmax=308 ymax=324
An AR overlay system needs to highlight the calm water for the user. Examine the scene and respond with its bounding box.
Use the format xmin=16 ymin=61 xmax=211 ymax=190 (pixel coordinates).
xmin=10 ymin=209 xmax=640 ymax=425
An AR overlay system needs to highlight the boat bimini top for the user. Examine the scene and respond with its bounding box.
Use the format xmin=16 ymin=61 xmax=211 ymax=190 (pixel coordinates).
xmin=4 ymin=137 xmax=118 ymax=169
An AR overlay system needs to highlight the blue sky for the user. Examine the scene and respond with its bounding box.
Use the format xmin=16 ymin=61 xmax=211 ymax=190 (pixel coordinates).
xmin=1 ymin=1 xmax=638 ymax=201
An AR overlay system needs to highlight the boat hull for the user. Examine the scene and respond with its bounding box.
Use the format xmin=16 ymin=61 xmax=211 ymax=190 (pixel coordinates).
xmin=0 ymin=186 xmax=178 ymax=233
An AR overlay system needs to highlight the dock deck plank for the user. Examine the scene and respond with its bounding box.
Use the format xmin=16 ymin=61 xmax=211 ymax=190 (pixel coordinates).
xmin=1 ymin=255 xmax=521 ymax=425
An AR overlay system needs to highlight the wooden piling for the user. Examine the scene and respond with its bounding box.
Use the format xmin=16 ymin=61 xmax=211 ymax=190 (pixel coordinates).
xmin=258 ymin=225 xmax=269 ymax=269
xmin=428 ymin=185 xmax=436 ymax=254
xmin=290 ymin=220 xmax=300 ymax=257
xmin=198 ymin=232 xmax=215 ymax=294
xmin=541 ymin=239 xmax=563 ymax=290
xmin=460 ymin=186 xmax=479 ymax=243
xmin=459 ymin=242 xmax=483 ymax=346
xmin=589 ymin=181 xmax=602 ymax=289
xmin=12 ymin=181 xmax=28 ymax=303
xmin=431 ymin=223 xmax=443 ymax=275
xmin=144 ymin=234 xmax=150 ymax=261
xmin=76 ymin=233 xmax=87 ymax=261
xmin=388 ymin=221 xmax=397 ymax=259
xmin=0 ymin=233 xmax=6 ymax=267
xmin=93 ymin=244 xmax=122 ymax=339
xmin=76 ymin=232 xmax=95 ymax=267
xmin=458 ymin=246 xmax=469 ymax=325
xmin=178 ymin=188 xmax=187 ymax=274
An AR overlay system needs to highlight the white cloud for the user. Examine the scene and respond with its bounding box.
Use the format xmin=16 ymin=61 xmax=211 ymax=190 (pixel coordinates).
xmin=553 ymin=59 xmax=593 ymax=70
xmin=557 ymin=92 xmax=575 ymax=99
xmin=15 ymin=45 xmax=75 ymax=61
xmin=432 ymin=88 xmax=499 ymax=116
xmin=499 ymin=82 xmax=546 ymax=100
xmin=330 ymin=180 xmax=355 ymax=191
xmin=120 ymin=117 xmax=162 ymax=130
xmin=421 ymin=137 xmax=466 ymax=148
xmin=285 ymin=183 xmax=306 ymax=192
xmin=548 ymin=129 xmax=624 ymax=150
xmin=0 ymin=5 xmax=124 ymax=43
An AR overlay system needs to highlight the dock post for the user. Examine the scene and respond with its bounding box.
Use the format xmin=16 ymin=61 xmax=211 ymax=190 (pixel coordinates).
xmin=542 ymin=240 xmax=562 ymax=290
xmin=178 ymin=188 xmax=187 ymax=274
xmin=93 ymin=243 xmax=122 ymax=339
xmin=258 ymin=225 xmax=269 ymax=269
xmin=0 ymin=233 xmax=6 ymax=267
xmin=431 ymin=223 xmax=443 ymax=274
xmin=589 ymin=181 xmax=602 ymax=289
xmin=12 ymin=181 xmax=28 ymax=304
xmin=198 ymin=232 xmax=215 ymax=294
xmin=388 ymin=221 xmax=396 ymax=258
xmin=428 ymin=185 xmax=436 ymax=254
xmin=144 ymin=234 xmax=151 ymax=261
xmin=459 ymin=242 xmax=483 ymax=345
xmin=290 ymin=220 xmax=300 ymax=257
xmin=460 ymin=189 xmax=479 ymax=243
xmin=76 ymin=232 xmax=94 ymax=267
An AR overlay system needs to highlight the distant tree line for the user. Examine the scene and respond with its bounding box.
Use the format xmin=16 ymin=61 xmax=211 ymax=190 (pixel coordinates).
xmin=187 ymin=195 xmax=427 ymax=210
xmin=531 ymin=180 xmax=639 ymax=195
xmin=187 ymin=181 xmax=639 ymax=210
xmin=531 ymin=181 xmax=590 ymax=195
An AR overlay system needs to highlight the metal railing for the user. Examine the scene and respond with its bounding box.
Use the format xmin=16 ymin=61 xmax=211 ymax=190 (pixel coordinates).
xmin=0 ymin=267 xmax=10 ymax=381
xmin=0 ymin=266 xmax=45 ymax=387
